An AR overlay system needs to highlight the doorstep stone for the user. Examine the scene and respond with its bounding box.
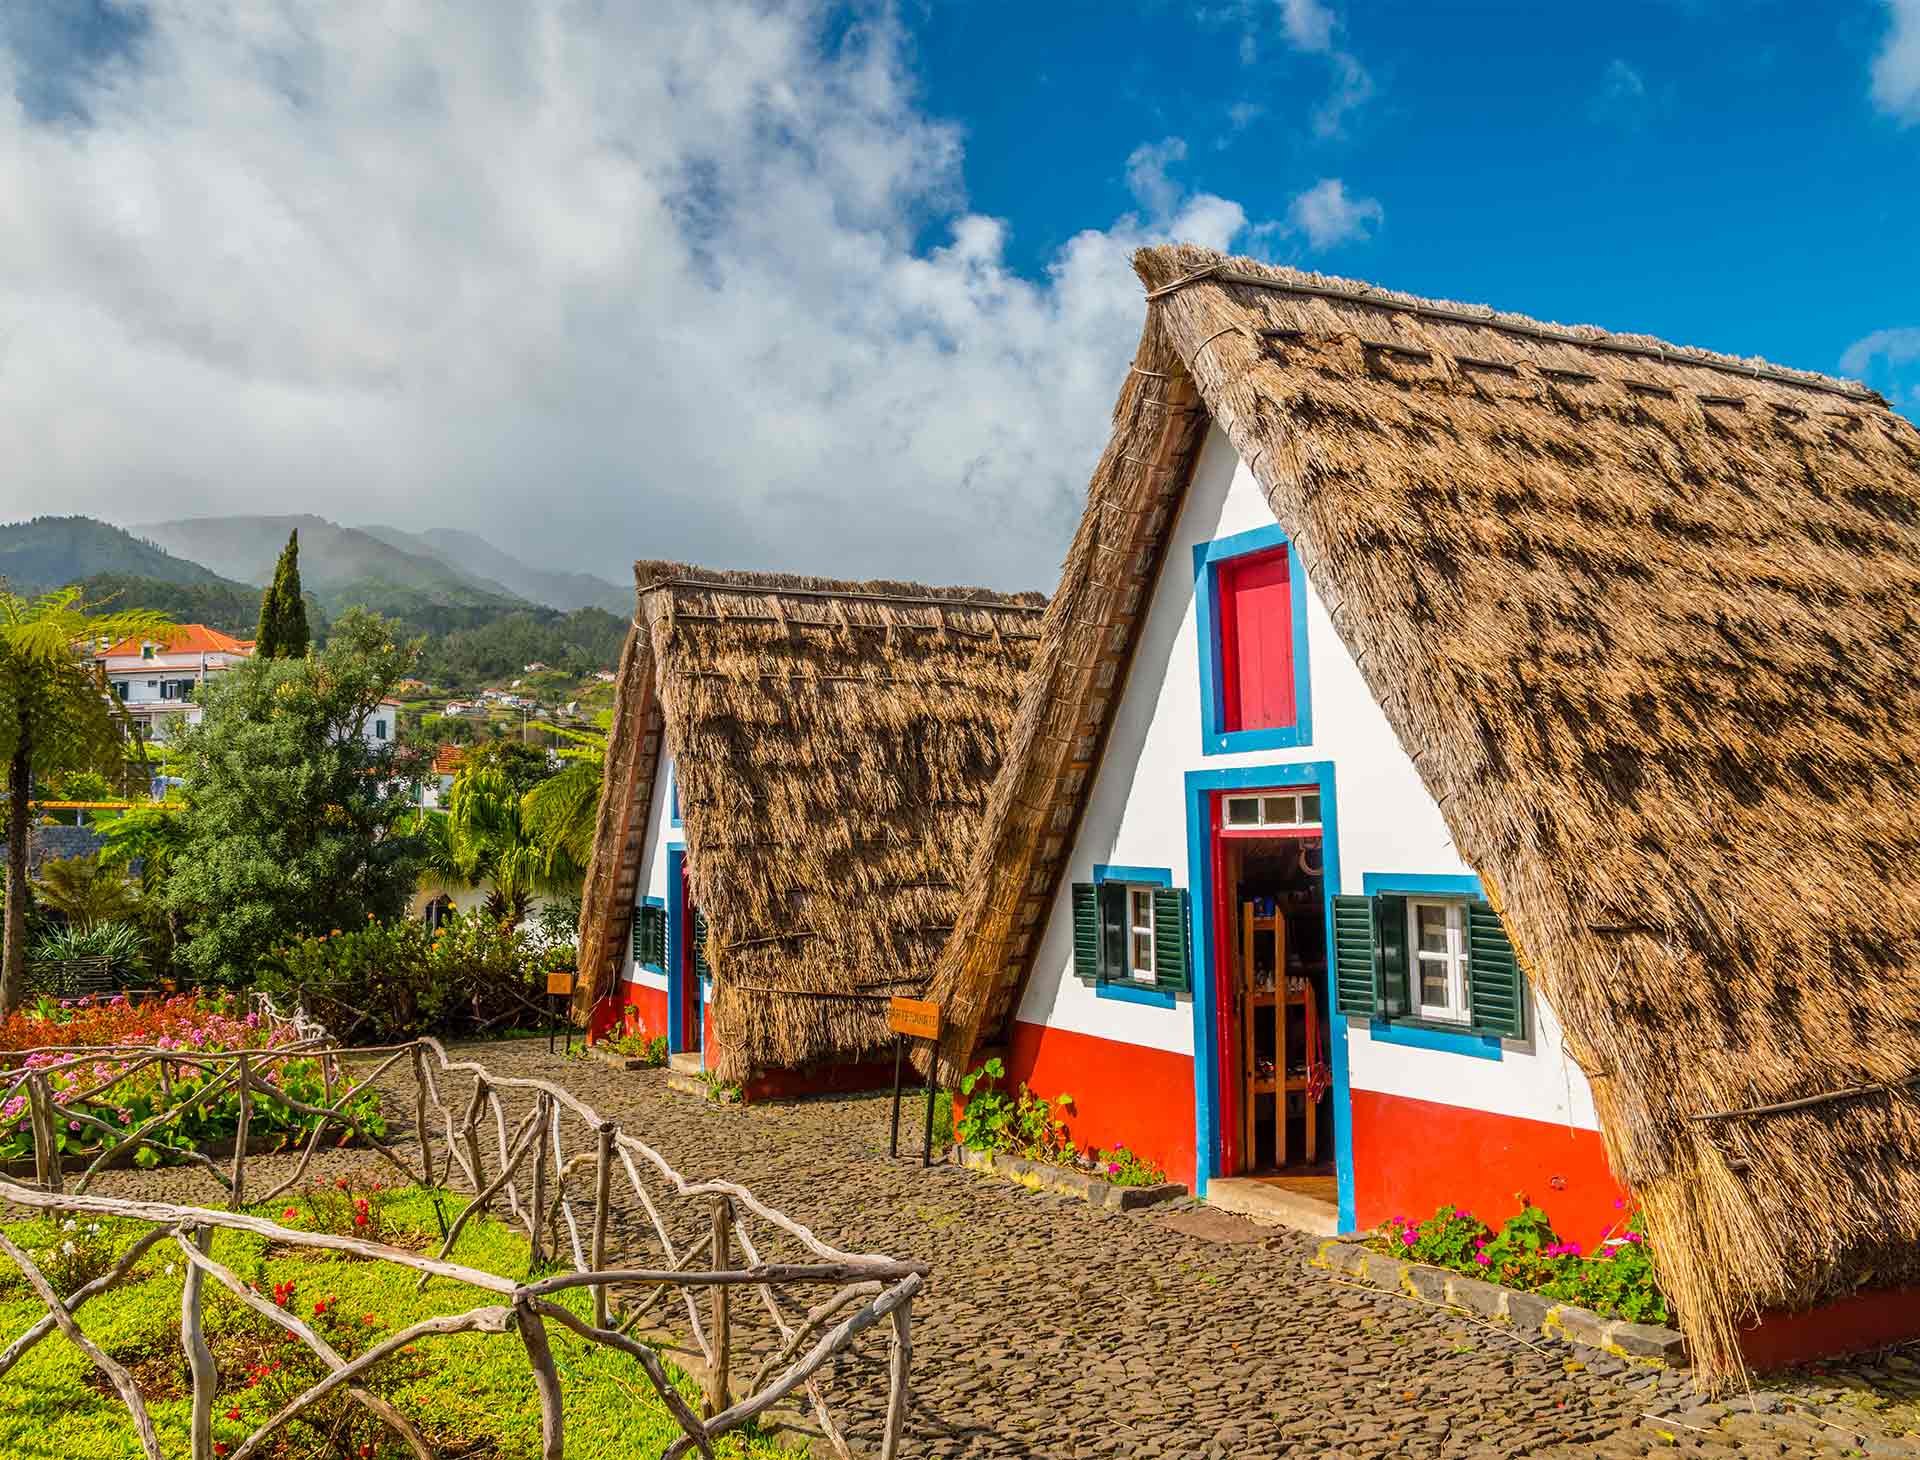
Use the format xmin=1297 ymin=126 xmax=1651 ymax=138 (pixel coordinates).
xmin=1309 ymin=1240 xmax=1688 ymax=1369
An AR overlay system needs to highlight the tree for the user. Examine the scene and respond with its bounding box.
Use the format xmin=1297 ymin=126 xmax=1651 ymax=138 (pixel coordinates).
xmin=33 ymin=852 xmax=140 ymax=932
xmin=164 ymin=608 xmax=426 ymax=982
xmin=518 ymin=718 xmax=607 ymax=886
xmin=254 ymin=529 xmax=311 ymax=659
xmin=0 ymin=587 xmax=170 ymax=1014
xmin=440 ymin=762 xmax=568 ymax=926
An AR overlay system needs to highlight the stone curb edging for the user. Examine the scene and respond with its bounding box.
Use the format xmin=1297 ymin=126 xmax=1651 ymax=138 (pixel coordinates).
xmin=952 ymin=1144 xmax=1187 ymax=1210
xmin=583 ymin=1044 xmax=661 ymax=1072
xmin=1313 ymin=1238 xmax=1688 ymax=1367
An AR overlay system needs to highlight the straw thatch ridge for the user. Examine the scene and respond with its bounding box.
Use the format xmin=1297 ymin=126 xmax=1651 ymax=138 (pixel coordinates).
xmin=925 ymin=243 xmax=1920 ymax=1381
xmin=575 ymin=560 xmax=1044 ymax=1084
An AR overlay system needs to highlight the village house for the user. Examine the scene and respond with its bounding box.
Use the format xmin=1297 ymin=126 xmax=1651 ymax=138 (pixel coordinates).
xmin=95 ymin=624 xmax=254 ymax=739
xmin=573 ymin=563 xmax=1044 ymax=1098
xmin=924 ymin=245 xmax=1920 ymax=1377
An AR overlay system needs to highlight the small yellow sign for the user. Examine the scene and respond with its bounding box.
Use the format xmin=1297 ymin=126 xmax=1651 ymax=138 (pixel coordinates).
xmin=887 ymin=997 xmax=941 ymax=1041
xmin=545 ymin=971 xmax=576 ymax=997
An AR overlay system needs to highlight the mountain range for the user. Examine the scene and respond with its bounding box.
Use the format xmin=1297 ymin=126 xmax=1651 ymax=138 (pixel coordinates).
xmin=1 ymin=514 xmax=629 ymax=622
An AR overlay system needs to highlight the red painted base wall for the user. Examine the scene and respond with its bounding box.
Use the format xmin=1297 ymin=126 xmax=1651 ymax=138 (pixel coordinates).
xmin=1350 ymin=1089 xmax=1627 ymax=1248
xmin=1741 ymin=1284 xmax=1920 ymax=1370
xmin=588 ymin=978 xmax=670 ymax=1043
xmin=1005 ymin=1019 xmax=1198 ymax=1189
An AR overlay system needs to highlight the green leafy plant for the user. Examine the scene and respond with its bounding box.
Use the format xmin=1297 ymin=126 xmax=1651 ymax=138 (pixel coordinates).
xmin=1091 ymin=1143 xmax=1167 ymax=1188
xmin=1371 ymin=1198 xmax=1671 ymax=1326
xmin=30 ymin=919 xmax=147 ymax=968
xmin=953 ymin=1059 xmax=1076 ymax=1163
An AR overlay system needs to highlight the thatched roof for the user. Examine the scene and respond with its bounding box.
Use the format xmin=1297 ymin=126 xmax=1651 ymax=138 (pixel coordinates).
xmin=574 ymin=561 xmax=1044 ymax=1084
xmin=925 ymin=244 xmax=1920 ymax=1379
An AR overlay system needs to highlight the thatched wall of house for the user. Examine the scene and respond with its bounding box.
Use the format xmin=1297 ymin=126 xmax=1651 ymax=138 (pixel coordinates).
xmin=928 ymin=244 xmax=1920 ymax=1380
xmin=577 ymin=561 xmax=1043 ymax=1084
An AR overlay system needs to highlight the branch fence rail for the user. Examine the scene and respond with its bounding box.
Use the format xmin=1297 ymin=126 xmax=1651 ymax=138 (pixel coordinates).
xmin=0 ymin=997 xmax=926 ymax=1460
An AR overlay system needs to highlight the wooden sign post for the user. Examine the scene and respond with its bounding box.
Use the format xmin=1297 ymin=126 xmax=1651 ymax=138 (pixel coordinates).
xmin=547 ymin=970 xmax=577 ymax=1056
xmin=888 ymin=997 xmax=943 ymax=1166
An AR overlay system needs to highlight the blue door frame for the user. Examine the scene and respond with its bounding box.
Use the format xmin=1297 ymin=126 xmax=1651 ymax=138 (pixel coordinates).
xmin=1183 ymin=759 xmax=1355 ymax=1231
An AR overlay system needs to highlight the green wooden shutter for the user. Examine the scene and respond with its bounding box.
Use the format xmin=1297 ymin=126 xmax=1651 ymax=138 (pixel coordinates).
xmin=1374 ymin=894 xmax=1411 ymax=1018
xmin=631 ymin=913 xmax=646 ymax=963
xmin=1098 ymin=883 xmax=1128 ymax=983
xmin=1332 ymin=894 xmax=1378 ymax=1016
xmin=692 ymin=908 xmax=711 ymax=981
xmin=1071 ymin=883 xmax=1100 ymax=983
xmin=1150 ymin=886 xmax=1190 ymax=992
xmin=652 ymin=908 xmax=666 ymax=966
xmin=1467 ymin=901 xmax=1527 ymax=1039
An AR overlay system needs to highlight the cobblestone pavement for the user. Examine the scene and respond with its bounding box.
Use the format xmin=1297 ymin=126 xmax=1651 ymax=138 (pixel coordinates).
xmin=66 ymin=1038 xmax=1920 ymax=1459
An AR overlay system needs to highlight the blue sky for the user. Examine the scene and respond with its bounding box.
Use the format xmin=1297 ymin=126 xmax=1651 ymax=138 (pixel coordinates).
xmin=0 ymin=2 xmax=1915 ymax=589
xmin=908 ymin=1 xmax=1918 ymax=405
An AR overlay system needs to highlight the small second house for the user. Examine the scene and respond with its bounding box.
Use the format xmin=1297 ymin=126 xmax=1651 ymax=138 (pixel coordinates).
xmin=573 ymin=562 xmax=1045 ymax=1097
xmin=925 ymin=245 xmax=1920 ymax=1379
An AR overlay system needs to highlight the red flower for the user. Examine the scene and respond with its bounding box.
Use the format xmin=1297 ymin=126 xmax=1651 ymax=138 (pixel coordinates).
xmin=214 ymin=1446 xmax=228 ymax=1457
xmin=226 ymin=1408 xmax=240 ymax=1421
xmin=282 ymin=1207 xmax=298 ymax=1219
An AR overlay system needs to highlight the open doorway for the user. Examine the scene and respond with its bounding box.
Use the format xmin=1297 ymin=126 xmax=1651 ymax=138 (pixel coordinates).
xmin=1217 ymin=788 xmax=1333 ymax=1194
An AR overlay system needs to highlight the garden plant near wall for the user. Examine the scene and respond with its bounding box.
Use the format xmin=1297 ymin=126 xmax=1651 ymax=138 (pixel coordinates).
xmin=0 ymin=999 xmax=929 ymax=1460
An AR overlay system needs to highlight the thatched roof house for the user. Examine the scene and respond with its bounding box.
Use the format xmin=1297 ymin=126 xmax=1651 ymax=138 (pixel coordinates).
xmin=575 ymin=562 xmax=1044 ymax=1086
xmin=925 ymin=244 xmax=1920 ymax=1377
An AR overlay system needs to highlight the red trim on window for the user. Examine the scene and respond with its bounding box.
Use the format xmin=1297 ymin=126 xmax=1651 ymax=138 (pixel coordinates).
xmin=1218 ymin=548 xmax=1295 ymax=733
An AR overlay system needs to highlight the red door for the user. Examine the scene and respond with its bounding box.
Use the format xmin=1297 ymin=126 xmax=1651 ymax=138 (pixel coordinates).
xmin=1219 ymin=549 xmax=1295 ymax=732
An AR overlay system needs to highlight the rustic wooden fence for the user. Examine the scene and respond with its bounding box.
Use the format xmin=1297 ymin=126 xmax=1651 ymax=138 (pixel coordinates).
xmin=0 ymin=1000 xmax=928 ymax=1459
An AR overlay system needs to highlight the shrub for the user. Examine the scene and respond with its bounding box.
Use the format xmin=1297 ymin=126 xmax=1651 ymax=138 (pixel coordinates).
xmin=30 ymin=920 xmax=147 ymax=969
xmin=260 ymin=909 xmax=545 ymax=1043
xmin=1092 ymin=1144 xmax=1168 ymax=1188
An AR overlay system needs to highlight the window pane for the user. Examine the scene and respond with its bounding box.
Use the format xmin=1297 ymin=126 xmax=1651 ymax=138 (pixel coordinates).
xmin=1130 ymin=888 xmax=1153 ymax=927
xmin=1226 ymin=796 xmax=1259 ymax=826
xmin=1416 ymin=905 xmax=1450 ymax=954
xmin=1131 ymin=931 xmax=1154 ymax=972
xmin=1301 ymin=793 xmax=1322 ymax=824
xmin=1263 ymin=795 xmax=1297 ymax=824
xmin=1421 ymin=967 xmax=1450 ymax=1008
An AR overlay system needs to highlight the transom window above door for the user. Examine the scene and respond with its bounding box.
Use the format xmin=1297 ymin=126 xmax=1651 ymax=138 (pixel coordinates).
xmin=1222 ymin=791 xmax=1322 ymax=830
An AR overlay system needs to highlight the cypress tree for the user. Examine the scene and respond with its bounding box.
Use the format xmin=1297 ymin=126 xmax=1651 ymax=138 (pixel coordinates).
xmin=255 ymin=529 xmax=311 ymax=658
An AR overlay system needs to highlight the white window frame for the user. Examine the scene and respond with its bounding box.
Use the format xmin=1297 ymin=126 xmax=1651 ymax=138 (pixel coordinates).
xmin=1410 ymin=898 xmax=1470 ymax=1025
xmin=1125 ymin=885 xmax=1157 ymax=983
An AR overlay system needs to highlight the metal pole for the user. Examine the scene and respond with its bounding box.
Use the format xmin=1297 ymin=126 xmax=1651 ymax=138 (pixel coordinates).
xmin=889 ymin=1035 xmax=904 ymax=1159
xmin=922 ymin=1058 xmax=937 ymax=1168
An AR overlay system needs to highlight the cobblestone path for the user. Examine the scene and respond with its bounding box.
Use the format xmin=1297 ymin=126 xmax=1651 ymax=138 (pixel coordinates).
xmin=70 ymin=1038 xmax=1920 ymax=1459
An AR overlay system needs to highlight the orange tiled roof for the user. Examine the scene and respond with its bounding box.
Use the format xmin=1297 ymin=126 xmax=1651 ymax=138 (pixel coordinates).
xmin=96 ymin=624 xmax=256 ymax=658
xmin=431 ymin=745 xmax=467 ymax=775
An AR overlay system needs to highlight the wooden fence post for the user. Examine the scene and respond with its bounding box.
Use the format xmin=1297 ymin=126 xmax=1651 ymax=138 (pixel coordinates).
xmin=706 ymin=1194 xmax=732 ymax=1417
xmin=462 ymin=1079 xmax=488 ymax=1206
xmin=411 ymin=1044 xmax=433 ymax=1188
xmin=229 ymin=1054 xmax=251 ymax=1211
xmin=182 ymin=1225 xmax=216 ymax=1460
xmin=591 ymin=1121 xmax=615 ymax=1329
xmin=527 ymin=1096 xmax=549 ymax=1271
xmin=880 ymin=1296 xmax=913 ymax=1460
xmin=27 ymin=1074 xmax=56 ymax=1192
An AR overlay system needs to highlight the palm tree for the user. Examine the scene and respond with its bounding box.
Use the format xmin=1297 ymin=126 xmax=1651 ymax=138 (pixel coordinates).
xmin=0 ymin=588 xmax=170 ymax=1013
xmin=442 ymin=763 xmax=571 ymax=927
xmin=34 ymin=852 xmax=142 ymax=932
xmin=518 ymin=719 xmax=607 ymax=886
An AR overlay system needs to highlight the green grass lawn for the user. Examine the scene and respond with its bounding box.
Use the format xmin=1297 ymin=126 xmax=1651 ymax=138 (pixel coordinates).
xmin=0 ymin=1185 xmax=795 ymax=1460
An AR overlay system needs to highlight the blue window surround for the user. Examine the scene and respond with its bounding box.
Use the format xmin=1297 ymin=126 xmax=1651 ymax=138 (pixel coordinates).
xmin=1192 ymin=526 xmax=1314 ymax=756
xmin=1184 ymin=760 xmax=1353 ymax=1229
xmin=1360 ymin=872 xmax=1503 ymax=1063
xmin=668 ymin=761 xmax=681 ymax=829
xmin=665 ymin=845 xmax=703 ymax=1061
xmin=635 ymin=895 xmax=666 ymax=974
xmin=1091 ymin=865 xmax=1178 ymax=1008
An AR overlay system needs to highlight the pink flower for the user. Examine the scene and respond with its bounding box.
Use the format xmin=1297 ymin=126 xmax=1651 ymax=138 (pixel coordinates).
xmin=1454 ymin=1208 xmax=1469 ymax=1219
xmin=1613 ymin=1198 xmax=1625 ymax=1209
xmin=1400 ymin=1231 xmax=1417 ymax=1247
xmin=282 ymin=1208 xmax=298 ymax=1219
xmin=1474 ymin=1253 xmax=1491 ymax=1266
xmin=68 ymin=1119 xmax=80 ymax=1132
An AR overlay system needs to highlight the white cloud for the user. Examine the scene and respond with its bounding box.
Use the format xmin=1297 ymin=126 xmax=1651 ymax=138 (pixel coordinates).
xmin=1285 ymin=178 xmax=1384 ymax=249
xmin=1840 ymin=327 xmax=1920 ymax=376
xmin=1591 ymin=59 xmax=1652 ymax=127
xmin=1232 ymin=0 xmax=1374 ymax=137
xmin=0 ymin=2 xmax=1285 ymax=594
xmin=1873 ymin=0 xmax=1920 ymax=122
xmin=1278 ymin=0 xmax=1337 ymax=53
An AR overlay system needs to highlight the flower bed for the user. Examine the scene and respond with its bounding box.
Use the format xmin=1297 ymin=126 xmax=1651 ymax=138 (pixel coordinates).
xmin=0 ymin=994 xmax=382 ymax=1171
xmin=951 ymin=1058 xmax=1185 ymax=1206
xmin=1363 ymin=1199 xmax=1671 ymax=1327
